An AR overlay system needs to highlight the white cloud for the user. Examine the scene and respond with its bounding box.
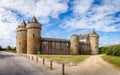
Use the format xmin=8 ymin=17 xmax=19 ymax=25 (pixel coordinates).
xmin=61 ymin=0 xmax=120 ymax=32
xmin=0 ymin=0 xmax=69 ymax=47
xmin=0 ymin=0 xmax=120 ymax=47
xmin=0 ymin=0 xmax=68 ymax=18
xmin=0 ymin=7 xmax=19 ymax=47
xmin=72 ymin=0 xmax=93 ymax=14
xmin=35 ymin=0 xmax=68 ymax=18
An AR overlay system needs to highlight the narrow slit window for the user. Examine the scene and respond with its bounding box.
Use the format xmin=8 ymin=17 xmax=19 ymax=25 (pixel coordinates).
xmin=33 ymin=34 xmax=35 ymax=37
xmin=19 ymin=42 xmax=21 ymax=45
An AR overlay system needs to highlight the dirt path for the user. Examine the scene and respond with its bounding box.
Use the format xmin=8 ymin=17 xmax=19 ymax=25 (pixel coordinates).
xmin=64 ymin=55 xmax=120 ymax=75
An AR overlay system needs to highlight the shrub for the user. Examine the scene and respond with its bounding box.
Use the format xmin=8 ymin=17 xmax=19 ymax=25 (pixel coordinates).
xmin=0 ymin=46 xmax=2 ymax=49
xmin=99 ymin=46 xmax=109 ymax=54
xmin=106 ymin=44 xmax=120 ymax=56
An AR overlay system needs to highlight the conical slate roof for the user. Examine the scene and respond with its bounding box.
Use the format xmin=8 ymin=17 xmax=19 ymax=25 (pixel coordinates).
xmin=21 ymin=20 xmax=26 ymax=26
xmin=91 ymin=30 xmax=97 ymax=35
xmin=31 ymin=16 xmax=38 ymax=23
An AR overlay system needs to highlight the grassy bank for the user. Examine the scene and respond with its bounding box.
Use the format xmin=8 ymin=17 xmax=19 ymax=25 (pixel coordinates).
xmin=102 ymin=55 xmax=120 ymax=68
xmin=36 ymin=55 xmax=90 ymax=65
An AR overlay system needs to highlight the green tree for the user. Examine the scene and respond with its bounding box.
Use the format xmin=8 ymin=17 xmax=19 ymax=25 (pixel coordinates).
xmin=106 ymin=44 xmax=120 ymax=56
xmin=6 ymin=45 xmax=12 ymax=50
xmin=99 ymin=46 xmax=109 ymax=54
xmin=0 ymin=46 xmax=3 ymax=51
xmin=12 ymin=47 xmax=16 ymax=50
xmin=11 ymin=46 xmax=16 ymax=52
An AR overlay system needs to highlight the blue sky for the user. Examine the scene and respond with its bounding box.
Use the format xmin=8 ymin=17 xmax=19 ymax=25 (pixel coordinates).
xmin=0 ymin=0 xmax=120 ymax=47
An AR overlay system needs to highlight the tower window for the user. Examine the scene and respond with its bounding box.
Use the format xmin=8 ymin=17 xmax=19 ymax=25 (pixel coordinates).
xmin=19 ymin=42 xmax=21 ymax=45
xmin=33 ymin=34 xmax=35 ymax=37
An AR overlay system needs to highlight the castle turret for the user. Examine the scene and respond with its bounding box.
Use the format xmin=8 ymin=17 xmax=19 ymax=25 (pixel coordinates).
xmin=89 ymin=30 xmax=99 ymax=55
xmin=26 ymin=16 xmax=42 ymax=54
xmin=16 ymin=20 xmax=27 ymax=53
xmin=70 ymin=34 xmax=79 ymax=54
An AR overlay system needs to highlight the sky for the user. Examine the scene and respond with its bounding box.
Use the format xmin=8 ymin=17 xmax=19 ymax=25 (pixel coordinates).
xmin=0 ymin=0 xmax=120 ymax=47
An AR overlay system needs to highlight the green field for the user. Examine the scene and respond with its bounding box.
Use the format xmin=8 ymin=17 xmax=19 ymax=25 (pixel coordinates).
xmin=102 ymin=55 xmax=120 ymax=68
xmin=36 ymin=55 xmax=90 ymax=65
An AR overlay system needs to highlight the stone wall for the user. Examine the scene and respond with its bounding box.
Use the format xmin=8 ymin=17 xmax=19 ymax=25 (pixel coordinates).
xmin=90 ymin=34 xmax=99 ymax=55
xmin=79 ymin=42 xmax=91 ymax=54
xmin=27 ymin=22 xmax=41 ymax=54
xmin=41 ymin=38 xmax=70 ymax=55
xmin=70 ymin=34 xmax=79 ymax=54
xmin=16 ymin=27 xmax=27 ymax=53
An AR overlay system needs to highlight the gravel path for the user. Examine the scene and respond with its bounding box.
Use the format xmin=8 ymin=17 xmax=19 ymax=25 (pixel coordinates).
xmin=65 ymin=55 xmax=120 ymax=75
xmin=0 ymin=51 xmax=120 ymax=75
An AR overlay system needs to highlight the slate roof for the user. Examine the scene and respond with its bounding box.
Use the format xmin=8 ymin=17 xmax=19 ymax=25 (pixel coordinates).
xmin=31 ymin=16 xmax=38 ymax=23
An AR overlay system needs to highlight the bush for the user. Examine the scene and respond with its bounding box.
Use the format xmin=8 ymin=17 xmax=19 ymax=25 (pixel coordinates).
xmin=6 ymin=45 xmax=12 ymax=50
xmin=106 ymin=44 xmax=120 ymax=56
xmin=99 ymin=46 xmax=109 ymax=54
xmin=115 ymin=50 xmax=120 ymax=56
xmin=0 ymin=46 xmax=3 ymax=51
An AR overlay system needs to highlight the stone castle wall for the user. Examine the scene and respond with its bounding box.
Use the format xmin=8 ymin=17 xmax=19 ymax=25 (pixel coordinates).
xmin=16 ymin=17 xmax=99 ymax=55
xmin=79 ymin=42 xmax=91 ymax=54
xmin=41 ymin=38 xmax=70 ymax=54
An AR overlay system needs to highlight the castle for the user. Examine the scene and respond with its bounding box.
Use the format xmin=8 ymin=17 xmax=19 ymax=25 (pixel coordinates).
xmin=16 ymin=16 xmax=99 ymax=55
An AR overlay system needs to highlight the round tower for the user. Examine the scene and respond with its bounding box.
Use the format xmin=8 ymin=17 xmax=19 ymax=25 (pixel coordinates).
xmin=26 ymin=16 xmax=42 ymax=54
xmin=89 ymin=30 xmax=99 ymax=55
xmin=70 ymin=34 xmax=79 ymax=55
xmin=16 ymin=20 xmax=27 ymax=54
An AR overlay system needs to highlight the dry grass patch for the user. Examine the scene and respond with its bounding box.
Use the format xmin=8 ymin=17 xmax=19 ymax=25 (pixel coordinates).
xmin=36 ymin=55 xmax=90 ymax=65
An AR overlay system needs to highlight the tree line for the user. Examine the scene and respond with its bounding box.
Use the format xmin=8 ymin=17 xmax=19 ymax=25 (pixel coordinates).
xmin=99 ymin=44 xmax=120 ymax=56
xmin=0 ymin=45 xmax=16 ymax=52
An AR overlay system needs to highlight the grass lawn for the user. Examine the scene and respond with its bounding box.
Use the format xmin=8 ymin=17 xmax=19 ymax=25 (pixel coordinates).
xmin=102 ymin=55 xmax=120 ymax=68
xmin=36 ymin=55 xmax=90 ymax=65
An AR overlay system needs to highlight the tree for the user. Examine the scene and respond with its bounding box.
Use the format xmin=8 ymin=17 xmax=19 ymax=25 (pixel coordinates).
xmin=0 ymin=46 xmax=3 ymax=51
xmin=6 ymin=45 xmax=12 ymax=50
xmin=99 ymin=46 xmax=109 ymax=54
xmin=106 ymin=44 xmax=120 ymax=56
xmin=12 ymin=47 xmax=16 ymax=50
